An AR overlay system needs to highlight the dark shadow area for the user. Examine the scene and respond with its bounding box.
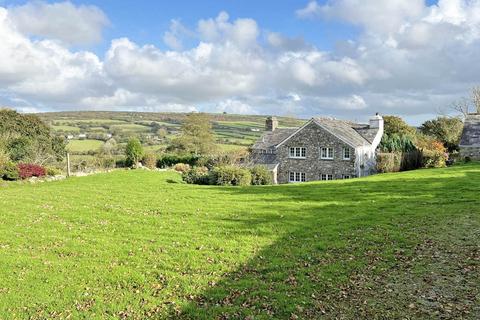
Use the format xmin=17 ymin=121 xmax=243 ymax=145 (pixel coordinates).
xmin=172 ymin=166 xmax=480 ymax=319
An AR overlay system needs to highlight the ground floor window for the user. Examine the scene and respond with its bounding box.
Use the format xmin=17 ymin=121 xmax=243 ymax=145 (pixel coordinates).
xmin=289 ymin=172 xmax=306 ymax=182
xmin=321 ymin=174 xmax=334 ymax=181
xmin=342 ymin=175 xmax=351 ymax=179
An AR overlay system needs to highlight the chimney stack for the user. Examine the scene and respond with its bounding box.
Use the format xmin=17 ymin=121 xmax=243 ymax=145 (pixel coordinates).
xmin=265 ymin=116 xmax=278 ymax=131
xmin=369 ymin=113 xmax=383 ymax=129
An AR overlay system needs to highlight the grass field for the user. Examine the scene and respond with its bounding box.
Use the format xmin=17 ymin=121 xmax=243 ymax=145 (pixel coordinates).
xmin=51 ymin=125 xmax=81 ymax=132
xmin=0 ymin=164 xmax=479 ymax=319
xmin=109 ymin=124 xmax=151 ymax=132
xmin=67 ymin=139 xmax=104 ymax=152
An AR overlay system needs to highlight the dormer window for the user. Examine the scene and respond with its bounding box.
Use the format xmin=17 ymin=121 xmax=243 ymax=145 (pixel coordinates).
xmin=342 ymin=147 xmax=351 ymax=160
xmin=321 ymin=147 xmax=334 ymax=159
xmin=289 ymin=147 xmax=306 ymax=159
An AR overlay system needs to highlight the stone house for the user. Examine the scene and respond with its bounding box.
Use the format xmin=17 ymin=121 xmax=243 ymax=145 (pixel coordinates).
xmin=251 ymin=114 xmax=384 ymax=184
xmin=459 ymin=114 xmax=480 ymax=160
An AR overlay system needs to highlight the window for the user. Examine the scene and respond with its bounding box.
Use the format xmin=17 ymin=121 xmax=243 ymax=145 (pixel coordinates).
xmin=289 ymin=172 xmax=306 ymax=182
xmin=321 ymin=147 xmax=334 ymax=159
xmin=289 ymin=147 xmax=306 ymax=158
xmin=321 ymin=174 xmax=334 ymax=181
xmin=343 ymin=148 xmax=351 ymax=160
xmin=342 ymin=175 xmax=351 ymax=179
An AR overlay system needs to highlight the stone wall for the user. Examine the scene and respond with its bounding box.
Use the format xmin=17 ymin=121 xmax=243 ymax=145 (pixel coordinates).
xmin=460 ymin=146 xmax=480 ymax=160
xmin=275 ymin=122 xmax=358 ymax=184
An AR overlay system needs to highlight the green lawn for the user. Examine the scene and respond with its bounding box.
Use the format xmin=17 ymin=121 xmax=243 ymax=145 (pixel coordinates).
xmin=0 ymin=164 xmax=479 ymax=319
xmin=67 ymin=139 xmax=104 ymax=152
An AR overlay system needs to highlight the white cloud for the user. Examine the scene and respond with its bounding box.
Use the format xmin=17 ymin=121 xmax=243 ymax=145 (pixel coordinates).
xmin=8 ymin=1 xmax=109 ymax=46
xmin=297 ymin=0 xmax=425 ymax=34
xmin=213 ymin=99 xmax=256 ymax=114
xmin=2 ymin=1 xmax=480 ymax=123
xmin=197 ymin=11 xmax=259 ymax=48
xmin=163 ymin=19 xmax=194 ymax=50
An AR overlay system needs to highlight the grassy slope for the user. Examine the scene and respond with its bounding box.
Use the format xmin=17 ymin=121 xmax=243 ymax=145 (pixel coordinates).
xmin=0 ymin=165 xmax=479 ymax=319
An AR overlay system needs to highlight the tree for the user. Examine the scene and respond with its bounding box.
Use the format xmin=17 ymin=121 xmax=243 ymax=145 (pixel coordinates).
xmin=125 ymin=137 xmax=144 ymax=167
xmin=156 ymin=128 xmax=168 ymax=139
xmin=0 ymin=109 xmax=66 ymax=164
xmin=452 ymin=86 xmax=480 ymax=117
xmin=101 ymin=138 xmax=118 ymax=155
xmin=168 ymin=113 xmax=216 ymax=155
xmin=419 ymin=116 xmax=464 ymax=152
xmin=382 ymin=115 xmax=416 ymax=137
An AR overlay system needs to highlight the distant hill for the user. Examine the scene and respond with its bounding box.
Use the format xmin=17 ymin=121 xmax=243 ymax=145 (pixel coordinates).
xmin=36 ymin=111 xmax=305 ymax=154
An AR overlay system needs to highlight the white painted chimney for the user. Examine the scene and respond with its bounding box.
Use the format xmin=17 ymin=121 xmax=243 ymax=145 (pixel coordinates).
xmin=369 ymin=113 xmax=384 ymax=150
xmin=369 ymin=113 xmax=383 ymax=129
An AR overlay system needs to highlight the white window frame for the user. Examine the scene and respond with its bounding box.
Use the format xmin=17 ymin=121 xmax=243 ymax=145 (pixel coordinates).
xmin=289 ymin=172 xmax=306 ymax=183
xmin=289 ymin=147 xmax=306 ymax=159
xmin=320 ymin=147 xmax=334 ymax=160
xmin=342 ymin=175 xmax=351 ymax=179
xmin=321 ymin=174 xmax=334 ymax=181
xmin=342 ymin=147 xmax=351 ymax=160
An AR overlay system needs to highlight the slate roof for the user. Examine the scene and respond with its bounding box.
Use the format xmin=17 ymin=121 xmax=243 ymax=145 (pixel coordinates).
xmin=460 ymin=114 xmax=480 ymax=146
xmin=352 ymin=126 xmax=378 ymax=144
xmin=252 ymin=128 xmax=297 ymax=149
xmin=312 ymin=118 xmax=372 ymax=147
xmin=253 ymin=117 xmax=379 ymax=151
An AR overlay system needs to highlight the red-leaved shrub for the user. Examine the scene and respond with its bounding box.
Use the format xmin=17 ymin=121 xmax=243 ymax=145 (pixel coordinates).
xmin=18 ymin=163 xmax=46 ymax=179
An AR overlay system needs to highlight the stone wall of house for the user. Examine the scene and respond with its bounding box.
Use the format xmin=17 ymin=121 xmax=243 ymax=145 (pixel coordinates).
xmin=460 ymin=146 xmax=480 ymax=160
xmin=275 ymin=122 xmax=358 ymax=184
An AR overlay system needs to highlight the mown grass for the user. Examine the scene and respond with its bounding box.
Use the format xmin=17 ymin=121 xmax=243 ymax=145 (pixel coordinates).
xmin=66 ymin=139 xmax=105 ymax=152
xmin=0 ymin=164 xmax=479 ymax=319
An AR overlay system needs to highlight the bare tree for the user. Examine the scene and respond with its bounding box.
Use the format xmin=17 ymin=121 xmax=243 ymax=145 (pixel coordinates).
xmin=450 ymin=86 xmax=480 ymax=118
xmin=451 ymin=97 xmax=471 ymax=118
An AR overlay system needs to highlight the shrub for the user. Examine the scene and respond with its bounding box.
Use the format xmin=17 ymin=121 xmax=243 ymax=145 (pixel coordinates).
xmin=416 ymin=137 xmax=447 ymax=168
xmin=376 ymin=153 xmax=402 ymax=173
xmin=115 ymin=158 xmax=126 ymax=168
xmin=142 ymin=152 xmax=157 ymax=169
xmin=376 ymin=151 xmax=423 ymax=173
xmin=95 ymin=156 xmax=116 ymax=170
xmin=125 ymin=138 xmax=144 ymax=167
xmin=422 ymin=150 xmax=447 ymax=168
xmin=250 ymin=166 xmax=272 ymax=185
xmin=209 ymin=165 xmax=251 ymax=186
xmin=46 ymin=166 xmax=63 ymax=176
xmin=182 ymin=166 xmax=209 ymax=185
xmin=1 ymin=161 xmax=19 ymax=180
xmin=18 ymin=163 xmax=46 ymax=179
xmin=173 ymin=163 xmax=191 ymax=173
xmin=156 ymin=154 xmax=199 ymax=168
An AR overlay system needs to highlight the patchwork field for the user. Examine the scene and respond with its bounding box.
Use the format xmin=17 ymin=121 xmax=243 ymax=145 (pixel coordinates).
xmin=66 ymin=139 xmax=104 ymax=153
xmin=0 ymin=164 xmax=479 ymax=319
xmin=38 ymin=111 xmax=305 ymax=153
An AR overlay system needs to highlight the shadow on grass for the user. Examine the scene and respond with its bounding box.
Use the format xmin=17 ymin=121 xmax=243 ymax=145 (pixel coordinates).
xmin=173 ymin=166 xmax=480 ymax=319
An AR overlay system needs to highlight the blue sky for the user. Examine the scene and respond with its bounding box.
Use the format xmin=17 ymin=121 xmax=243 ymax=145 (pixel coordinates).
xmin=5 ymin=0 xmax=361 ymax=52
xmin=1 ymin=0 xmax=478 ymax=125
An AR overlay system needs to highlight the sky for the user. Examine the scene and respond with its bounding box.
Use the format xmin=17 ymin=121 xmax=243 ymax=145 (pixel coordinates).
xmin=0 ymin=0 xmax=479 ymax=124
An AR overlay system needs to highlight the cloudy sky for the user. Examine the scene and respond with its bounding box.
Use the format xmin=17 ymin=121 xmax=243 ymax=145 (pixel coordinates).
xmin=0 ymin=0 xmax=479 ymax=124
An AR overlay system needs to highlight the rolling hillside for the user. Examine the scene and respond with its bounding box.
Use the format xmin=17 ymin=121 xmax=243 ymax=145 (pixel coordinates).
xmin=0 ymin=164 xmax=479 ymax=319
xmin=37 ymin=111 xmax=305 ymax=154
